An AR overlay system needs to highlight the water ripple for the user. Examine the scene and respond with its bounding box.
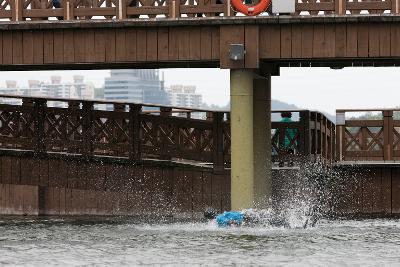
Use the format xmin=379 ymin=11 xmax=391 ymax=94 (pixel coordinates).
xmin=0 ymin=217 xmax=399 ymax=266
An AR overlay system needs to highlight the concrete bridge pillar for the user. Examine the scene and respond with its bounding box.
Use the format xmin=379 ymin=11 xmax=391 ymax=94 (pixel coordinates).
xmin=230 ymin=69 xmax=271 ymax=210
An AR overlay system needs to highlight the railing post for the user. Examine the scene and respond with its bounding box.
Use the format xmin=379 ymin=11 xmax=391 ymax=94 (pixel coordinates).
xmin=317 ymin=113 xmax=323 ymax=158
xmin=118 ymin=0 xmax=127 ymax=19
xmin=12 ymin=0 xmax=23 ymax=21
xmin=169 ymin=0 xmax=180 ymax=18
xmin=213 ymin=112 xmax=224 ymax=173
xmin=129 ymin=104 xmax=142 ymax=161
xmin=225 ymin=0 xmax=232 ymax=16
xmin=335 ymin=0 xmax=346 ymax=15
xmin=32 ymin=99 xmax=46 ymax=155
xmin=392 ymin=0 xmax=399 ymax=14
xmin=159 ymin=107 xmax=172 ymax=160
xmin=68 ymin=100 xmax=80 ymax=153
xmin=336 ymin=111 xmax=345 ymax=162
xmin=383 ymin=110 xmax=394 ymax=161
xmin=299 ymin=111 xmax=311 ymax=157
xmin=206 ymin=111 xmax=213 ymax=121
xmin=63 ymin=0 xmax=74 ymax=20
xmin=312 ymin=112 xmax=319 ymax=162
xmin=82 ymin=101 xmax=94 ymax=157
xmin=22 ymin=98 xmax=35 ymax=151
xmin=329 ymin=120 xmax=335 ymax=163
xmin=323 ymin=115 xmax=328 ymax=161
xmin=114 ymin=103 xmax=126 ymax=156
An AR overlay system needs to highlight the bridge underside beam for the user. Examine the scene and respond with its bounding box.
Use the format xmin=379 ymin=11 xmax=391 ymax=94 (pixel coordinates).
xmin=1 ymin=18 xmax=400 ymax=70
xmin=230 ymin=69 xmax=271 ymax=210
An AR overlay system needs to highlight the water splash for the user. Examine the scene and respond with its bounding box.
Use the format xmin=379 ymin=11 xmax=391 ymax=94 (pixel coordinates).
xmin=238 ymin=203 xmax=317 ymax=229
xmin=246 ymin=160 xmax=336 ymax=229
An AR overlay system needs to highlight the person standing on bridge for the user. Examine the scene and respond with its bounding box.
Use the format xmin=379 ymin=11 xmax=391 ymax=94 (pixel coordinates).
xmin=274 ymin=111 xmax=297 ymax=166
xmin=279 ymin=111 xmax=297 ymax=152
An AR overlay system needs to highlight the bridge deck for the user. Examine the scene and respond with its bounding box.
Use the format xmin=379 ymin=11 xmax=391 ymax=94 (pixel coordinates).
xmin=1 ymin=15 xmax=400 ymax=69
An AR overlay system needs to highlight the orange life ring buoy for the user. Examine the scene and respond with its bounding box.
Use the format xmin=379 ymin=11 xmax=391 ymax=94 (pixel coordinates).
xmin=230 ymin=0 xmax=271 ymax=16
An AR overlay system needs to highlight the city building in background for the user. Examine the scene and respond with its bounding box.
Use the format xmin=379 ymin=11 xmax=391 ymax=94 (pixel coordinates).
xmin=104 ymin=70 xmax=169 ymax=109
xmin=0 ymin=81 xmax=23 ymax=105
xmin=0 ymin=72 xmax=205 ymax=113
xmin=167 ymin=85 xmax=202 ymax=108
xmin=0 ymin=75 xmax=95 ymax=106
xmin=166 ymin=84 xmax=203 ymax=118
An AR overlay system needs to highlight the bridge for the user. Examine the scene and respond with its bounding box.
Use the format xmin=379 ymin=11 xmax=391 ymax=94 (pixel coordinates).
xmin=0 ymin=0 xmax=399 ymax=214
xmin=1 ymin=0 xmax=400 ymax=71
xmin=0 ymin=94 xmax=398 ymax=217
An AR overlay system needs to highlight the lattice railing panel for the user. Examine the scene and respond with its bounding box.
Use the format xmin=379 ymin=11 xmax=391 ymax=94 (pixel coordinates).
xmin=365 ymin=127 xmax=383 ymax=151
xmin=0 ymin=105 xmax=35 ymax=150
xmin=345 ymin=127 xmax=362 ymax=151
xmin=140 ymin=115 xmax=214 ymax=161
xmin=344 ymin=126 xmax=383 ymax=152
xmin=92 ymin=111 xmax=130 ymax=157
xmin=43 ymin=107 xmax=85 ymax=153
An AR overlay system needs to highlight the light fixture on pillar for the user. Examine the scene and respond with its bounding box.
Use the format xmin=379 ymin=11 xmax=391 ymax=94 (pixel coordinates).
xmin=229 ymin=44 xmax=246 ymax=61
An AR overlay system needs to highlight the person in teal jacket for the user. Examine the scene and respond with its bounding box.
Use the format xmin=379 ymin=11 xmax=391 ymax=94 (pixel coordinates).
xmin=204 ymin=208 xmax=246 ymax=227
xmin=215 ymin=211 xmax=244 ymax=227
xmin=204 ymin=209 xmax=288 ymax=228
xmin=203 ymin=208 xmax=318 ymax=228
xmin=279 ymin=111 xmax=297 ymax=151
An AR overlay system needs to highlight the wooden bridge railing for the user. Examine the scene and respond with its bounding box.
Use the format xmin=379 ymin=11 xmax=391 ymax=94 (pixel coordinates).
xmin=0 ymin=95 xmax=334 ymax=171
xmin=272 ymin=110 xmax=335 ymax=164
xmin=336 ymin=109 xmax=400 ymax=162
xmin=295 ymin=0 xmax=399 ymax=15
xmin=0 ymin=0 xmax=399 ymax=22
xmin=0 ymin=94 xmax=231 ymax=172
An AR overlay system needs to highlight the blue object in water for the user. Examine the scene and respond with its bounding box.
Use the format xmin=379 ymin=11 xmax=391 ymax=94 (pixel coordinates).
xmin=216 ymin=211 xmax=244 ymax=227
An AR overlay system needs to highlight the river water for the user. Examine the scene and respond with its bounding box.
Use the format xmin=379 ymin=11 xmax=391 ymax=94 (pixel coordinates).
xmin=0 ymin=216 xmax=399 ymax=266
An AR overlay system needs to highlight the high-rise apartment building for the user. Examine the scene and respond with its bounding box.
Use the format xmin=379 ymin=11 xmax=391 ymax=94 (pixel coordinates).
xmin=104 ymin=70 xmax=169 ymax=106
xmin=40 ymin=76 xmax=79 ymax=100
xmin=167 ymin=85 xmax=203 ymax=109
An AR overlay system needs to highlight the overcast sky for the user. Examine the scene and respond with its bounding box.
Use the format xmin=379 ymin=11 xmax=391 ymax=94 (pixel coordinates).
xmin=0 ymin=67 xmax=398 ymax=115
